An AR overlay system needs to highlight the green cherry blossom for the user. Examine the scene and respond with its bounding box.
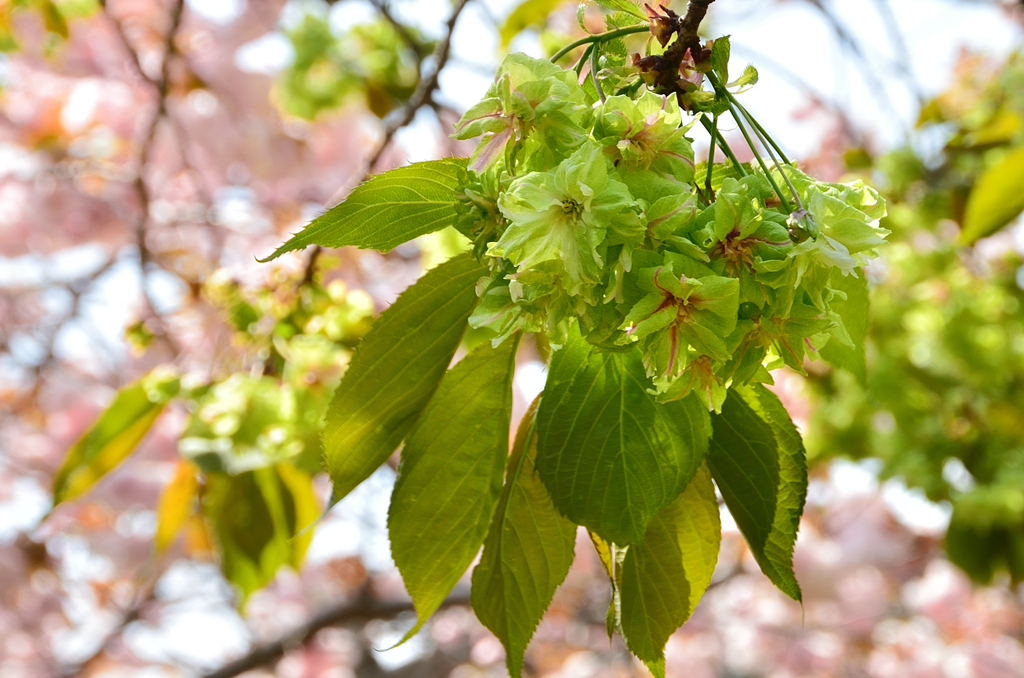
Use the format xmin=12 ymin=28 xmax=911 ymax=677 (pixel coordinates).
xmin=492 ymin=143 xmax=639 ymax=298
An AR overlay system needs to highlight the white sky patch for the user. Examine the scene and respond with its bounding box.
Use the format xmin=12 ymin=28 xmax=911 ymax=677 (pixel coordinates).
xmin=393 ymin=107 xmax=442 ymax=162
xmin=514 ymin=359 xmax=547 ymax=404
xmin=234 ymin=32 xmax=294 ymax=74
xmin=185 ymin=0 xmax=245 ymax=25
xmin=881 ymin=480 xmax=952 ymax=535
xmin=61 ymin=79 xmax=100 ymax=133
xmin=0 ymin=243 xmax=109 ymax=287
xmin=329 ymin=0 xmax=378 ymax=34
xmin=307 ymin=465 xmax=396 ymax=571
xmin=0 ymin=477 xmax=50 ymax=544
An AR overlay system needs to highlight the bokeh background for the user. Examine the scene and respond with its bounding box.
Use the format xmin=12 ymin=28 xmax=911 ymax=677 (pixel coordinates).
xmin=2 ymin=0 xmax=1024 ymax=676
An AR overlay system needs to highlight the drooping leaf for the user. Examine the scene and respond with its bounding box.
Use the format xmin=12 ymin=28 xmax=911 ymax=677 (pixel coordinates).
xmin=261 ymin=158 xmax=468 ymax=260
xmin=820 ymin=269 xmax=869 ymax=383
xmin=536 ymin=329 xmax=710 ymax=545
xmin=471 ymin=397 xmax=578 ymax=678
xmin=154 ymin=460 xmax=200 ymax=553
xmin=499 ymin=0 xmax=568 ymax=48
xmin=389 ymin=338 xmax=519 ymax=640
xmin=53 ymin=369 xmax=180 ymax=506
xmin=203 ymin=464 xmax=319 ymax=604
xmin=324 ymin=254 xmax=486 ymax=503
xmin=619 ymin=462 xmax=721 ymax=677
xmin=708 ymin=384 xmax=806 ymax=601
xmin=959 ymin=146 xmax=1024 ymax=245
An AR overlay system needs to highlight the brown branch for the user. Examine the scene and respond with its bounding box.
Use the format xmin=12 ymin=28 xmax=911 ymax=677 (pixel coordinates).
xmin=302 ymin=0 xmax=473 ymax=283
xmin=367 ymin=0 xmax=431 ymax=60
xmin=101 ymin=0 xmax=185 ymax=356
xmin=201 ymin=590 xmax=472 ymax=678
xmin=62 ymin=582 xmax=158 ymax=678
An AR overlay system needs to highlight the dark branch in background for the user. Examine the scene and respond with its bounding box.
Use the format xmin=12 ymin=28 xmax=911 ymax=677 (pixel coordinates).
xmin=367 ymin=0 xmax=432 ymax=60
xmin=11 ymin=257 xmax=117 ymax=409
xmin=63 ymin=582 xmax=159 ymax=678
xmin=302 ymin=0 xmax=472 ymax=284
xmin=99 ymin=0 xmax=185 ymax=356
xmin=869 ymin=0 xmax=924 ymax=104
xmin=202 ymin=590 xmax=472 ymax=678
xmin=803 ymin=0 xmax=907 ymax=136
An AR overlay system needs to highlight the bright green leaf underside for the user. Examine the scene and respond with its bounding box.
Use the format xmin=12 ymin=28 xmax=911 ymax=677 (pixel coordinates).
xmin=323 ymin=254 xmax=486 ymax=503
xmin=261 ymin=158 xmax=468 ymax=260
xmin=471 ymin=398 xmax=578 ymax=678
xmin=389 ymin=338 xmax=518 ymax=641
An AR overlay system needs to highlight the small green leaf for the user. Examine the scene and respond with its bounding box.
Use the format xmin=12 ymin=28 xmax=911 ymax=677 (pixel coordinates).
xmin=53 ymin=369 xmax=180 ymax=506
xmin=592 ymin=0 xmax=646 ymax=20
xmin=261 ymin=158 xmax=468 ymax=260
xmin=727 ymin=64 xmax=758 ymax=91
xmin=708 ymin=384 xmax=806 ymax=601
xmin=619 ymin=462 xmax=720 ymax=675
xmin=324 ymin=254 xmax=486 ymax=502
xmin=710 ymin=35 xmax=731 ymax=83
xmin=820 ymin=269 xmax=869 ymax=383
xmin=576 ymin=1 xmax=588 ymax=33
xmin=960 ymin=146 xmax=1024 ymax=245
xmin=472 ymin=397 xmax=578 ymax=678
xmin=203 ymin=464 xmax=320 ymax=604
xmin=389 ymin=338 xmax=519 ymax=640
xmin=536 ymin=329 xmax=710 ymax=545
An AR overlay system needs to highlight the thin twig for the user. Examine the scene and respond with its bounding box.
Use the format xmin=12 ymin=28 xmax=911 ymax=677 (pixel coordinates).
xmin=302 ymin=0 xmax=472 ymax=283
xmin=101 ymin=0 xmax=185 ymax=356
xmin=367 ymin=0 xmax=431 ymax=59
xmin=202 ymin=590 xmax=472 ymax=678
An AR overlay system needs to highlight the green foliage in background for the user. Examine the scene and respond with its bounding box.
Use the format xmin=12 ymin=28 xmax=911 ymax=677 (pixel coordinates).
xmin=275 ymin=10 xmax=426 ymax=120
xmin=807 ymin=52 xmax=1024 ymax=585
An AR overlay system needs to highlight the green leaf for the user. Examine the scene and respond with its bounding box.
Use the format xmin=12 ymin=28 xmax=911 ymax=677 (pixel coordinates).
xmin=471 ymin=397 xmax=578 ymax=678
xmin=959 ymin=146 xmax=1024 ymax=245
xmin=592 ymin=0 xmax=646 ymax=20
xmin=619 ymin=462 xmax=721 ymax=676
xmin=499 ymin=0 xmax=567 ymax=48
xmin=261 ymin=158 xmax=468 ymax=260
xmin=820 ymin=269 xmax=869 ymax=383
xmin=388 ymin=338 xmax=519 ymax=639
xmin=53 ymin=369 xmax=180 ymax=506
xmin=203 ymin=464 xmax=320 ymax=604
xmin=708 ymin=384 xmax=806 ymax=601
xmin=324 ymin=254 xmax=486 ymax=502
xmin=536 ymin=329 xmax=710 ymax=545
xmin=710 ymin=35 xmax=731 ymax=83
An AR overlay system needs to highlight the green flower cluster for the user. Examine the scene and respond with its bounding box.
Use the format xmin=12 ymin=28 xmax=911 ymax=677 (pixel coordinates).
xmin=454 ymin=53 xmax=888 ymax=410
